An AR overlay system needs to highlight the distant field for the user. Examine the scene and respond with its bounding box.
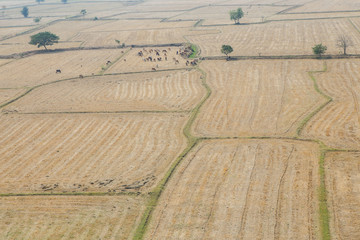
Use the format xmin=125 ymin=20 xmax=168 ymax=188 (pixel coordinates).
xmin=4 ymin=70 xmax=204 ymax=112
xmin=303 ymin=59 xmax=360 ymax=150
xmin=0 ymin=113 xmax=187 ymax=194
xmin=192 ymin=60 xmax=325 ymax=137
xmin=169 ymin=5 xmax=288 ymax=25
xmin=188 ymin=19 xmax=360 ymax=56
xmin=0 ymin=49 xmax=125 ymax=88
xmin=147 ymin=139 xmax=320 ymax=239
xmin=325 ymin=152 xmax=360 ymax=240
xmin=0 ymin=195 xmax=145 ymax=240
xmin=269 ymin=12 xmax=360 ymax=21
xmin=288 ymin=0 xmax=360 ymax=13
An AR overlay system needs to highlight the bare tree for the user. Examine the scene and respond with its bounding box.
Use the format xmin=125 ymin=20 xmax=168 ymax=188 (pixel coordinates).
xmin=337 ymin=35 xmax=353 ymax=55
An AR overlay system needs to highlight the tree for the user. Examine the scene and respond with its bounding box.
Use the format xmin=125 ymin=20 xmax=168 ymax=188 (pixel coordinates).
xmin=221 ymin=45 xmax=233 ymax=59
xmin=61 ymin=0 xmax=67 ymax=3
xmin=80 ymin=9 xmax=86 ymax=16
xmin=36 ymin=0 xmax=45 ymax=3
xmin=29 ymin=31 xmax=59 ymax=50
xmin=21 ymin=7 xmax=29 ymax=18
xmin=229 ymin=8 xmax=244 ymax=24
xmin=312 ymin=43 xmax=327 ymax=58
xmin=34 ymin=17 xmax=42 ymax=23
xmin=337 ymin=35 xmax=353 ymax=55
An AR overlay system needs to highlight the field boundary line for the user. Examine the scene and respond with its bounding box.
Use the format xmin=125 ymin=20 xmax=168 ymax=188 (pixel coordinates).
xmin=296 ymin=62 xmax=332 ymax=137
xmin=99 ymin=48 xmax=131 ymax=75
xmin=202 ymin=54 xmax=360 ymax=61
xmin=11 ymin=110 xmax=190 ymax=115
xmin=0 ymin=191 xmax=142 ymax=198
xmin=133 ymin=65 xmax=211 ymax=240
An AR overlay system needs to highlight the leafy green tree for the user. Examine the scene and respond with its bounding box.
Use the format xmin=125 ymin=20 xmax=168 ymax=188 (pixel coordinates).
xmin=221 ymin=45 xmax=233 ymax=59
xmin=312 ymin=43 xmax=327 ymax=58
xmin=29 ymin=31 xmax=59 ymax=50
xmin=80 ymin=9 xmax=86 ymax=15
xmin=229 ymin=8 xmax=244 ymax=24
xmin=21 ymin=7 xmax=29 ymax=18
xmin=61 ymin=0 xmax=67 ymax=3
xmin=36 ymin=0 xmax=45 ymax=3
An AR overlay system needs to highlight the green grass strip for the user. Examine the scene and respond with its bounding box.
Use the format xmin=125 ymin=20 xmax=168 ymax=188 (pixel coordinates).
xmin=133 ymin=66 xmax=211 ymax=240
xmin=319 ymin=150 xmax=331 ymax=240
xmin=0 ymin=191 xmax=140 ymax=197
xmin=296 ymin=62 xmax=332 ymax=136
xmin=189 ymin=44 xmax=199 ymax=59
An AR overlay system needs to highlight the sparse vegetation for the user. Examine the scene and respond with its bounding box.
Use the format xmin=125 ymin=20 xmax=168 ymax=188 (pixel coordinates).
xmin=61 ymin=0 xmax=67 ymax=3
xmin=36 ymin=0 xmax=45 ymax=3
xmin=34 ymin=17 xmax=42 ymax=23
xmin=337 ymin=35 xmax=353 ymax=55
xmin=29 ymin=32 xmax=59 ymax=50
xmin=80 ymin=9 xmax=87 ymax=16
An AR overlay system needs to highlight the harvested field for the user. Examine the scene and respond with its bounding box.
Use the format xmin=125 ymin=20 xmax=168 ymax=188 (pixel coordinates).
xmin=325 ymin=152 xmax=360 ymax=240
xmin=0 ymin=113 xmax=188 ymax=194
xmin=188 ymin=19 xmax=360 ymax=56
xmin=303 ymin=60 xmax=360 ymax=150
xmin=288 ymin=0 xmax=360 ymax=13
xmin=106 ymin=47 xmax=189 ymax=73
xmin=0 ymin=88 xmax=25 ymax=106
xmin=0 ymin=26 xmax=34 ymax=39
xmin=146 ymin=139 xmax=320 ymax=239
xmin=269 ymin=11 xmax=360 ymax=21
xmin=0 ymin=49 xmax=125 ymax=88
xmin=192 ymin=60 xmax=325 ymax=138
xmin=4 ymin=70 xmax=204 ymax=112
xmin=0 ymin=195 xmax=144 ymax=240
xmin=81 ymin=19 xmax=196 ymax=32
xmin=170 ymin=5 xmax=287 ymax=25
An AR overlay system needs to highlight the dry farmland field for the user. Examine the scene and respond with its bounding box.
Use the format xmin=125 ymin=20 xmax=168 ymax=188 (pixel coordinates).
xmin=1 ymin=0 xmax=360 ymax=239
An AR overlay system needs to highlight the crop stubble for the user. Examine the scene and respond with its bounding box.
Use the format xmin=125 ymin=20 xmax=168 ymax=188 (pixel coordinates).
xmin=192 ymin=60 xmax=325 ymax=137
xmin=146 ymin=139 xmax=320 ymax=240
xmin=0 ymin=113 xmax=187 ymax=194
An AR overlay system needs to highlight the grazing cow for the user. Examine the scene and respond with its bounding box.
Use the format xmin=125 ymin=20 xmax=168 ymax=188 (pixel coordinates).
xmin=152 ymin=68 xmax=157 ymax=71
xmin=79 ymin=74 xmax=84 ymax=78
xmin=156 ymin=52 xmax=160 ymax=56
xmin=56 ymin=69 xmax=61 ymax=73
xmin=176 ymin=51 xmax=178 ymax=55
xmin=162 ymin=49 xmax=167 ymax=53
xmin=175 ymin=60 xmax=179 ymax=64
xmin=106 ymin=61 xmax=111 ymax=65
xmin=124 ymin=59 xmax=126 ymax=62
xmin=165 ymin=56 xmax=167 ymax=61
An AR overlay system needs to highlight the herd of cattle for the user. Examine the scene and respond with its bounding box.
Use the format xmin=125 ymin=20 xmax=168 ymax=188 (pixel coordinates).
xmin=55 ymin=47 xmax=198 ymax=75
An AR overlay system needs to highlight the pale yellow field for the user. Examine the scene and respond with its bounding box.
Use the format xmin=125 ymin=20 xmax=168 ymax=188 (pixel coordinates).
xmin=269 ymin=12 xmax=360 ymax=21
xmin=0 ymin=49 xmax=125 ymax=88
xmin=188 ymin=19 xmax=360 ymax=56
xmin=146 ymin=139 xmax=320 ymax=239
xmin=170 ymin=5 xmax=288 ymax=25
xmin=303 ymin=59 xmax=360 ymax=150
xmin=0 ymin=195 xmax=145 ymax=240
xmin=106 ymin=47 xmax=189 ymax=73
xmin=0 ymin=88 xmax=25 ymax=106
xmin=288 ymin=0 xmax=360 ymax=13
xmin=325 ymin=152 xmax=360 ymax=240
xmin=0 ymin=113 xmax=187 ymax=194
xmin=0 ymin=26 xmax=33 ymax=39
xmin=192 ymin=60 xmax=325 ymax=137
xmin=4 ymin=70 xmax=204 ymax=112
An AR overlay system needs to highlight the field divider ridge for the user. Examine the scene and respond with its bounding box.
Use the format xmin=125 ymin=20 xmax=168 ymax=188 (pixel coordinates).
xmin=133 ymin=65 xmax=211 ymax=240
